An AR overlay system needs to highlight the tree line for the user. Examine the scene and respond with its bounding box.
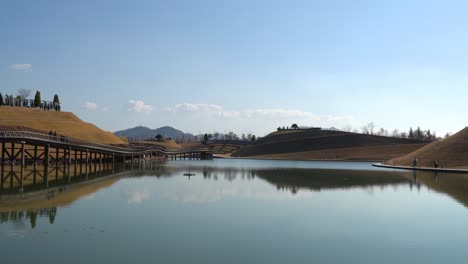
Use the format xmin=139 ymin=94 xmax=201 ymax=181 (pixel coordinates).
xmin=344 ymin=122 xmax=440 ymax=141
xmin=202 ymin=132 xmax=257 ymax=143
xmin=0 ymin=89 xmax=60 ymax=107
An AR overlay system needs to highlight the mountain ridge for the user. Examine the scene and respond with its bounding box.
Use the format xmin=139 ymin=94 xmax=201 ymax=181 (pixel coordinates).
xmin=114 ymin=126 xmax=194 ymax=141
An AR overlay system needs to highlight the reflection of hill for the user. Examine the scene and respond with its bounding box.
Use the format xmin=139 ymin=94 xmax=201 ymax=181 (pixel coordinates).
xmin=254 ymin=168 xmax=409 ymax=193
xmin=0 ymin=164 xmax=187 ymax=212
xmin=414 ymin=172 xmax=468 ymax=208
xmin=0 ymin=173 xmax=122 ymax=212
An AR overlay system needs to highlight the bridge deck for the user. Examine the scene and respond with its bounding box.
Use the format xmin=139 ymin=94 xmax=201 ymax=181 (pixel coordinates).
xmin=0 ymin=126 xmax=213 ymax=158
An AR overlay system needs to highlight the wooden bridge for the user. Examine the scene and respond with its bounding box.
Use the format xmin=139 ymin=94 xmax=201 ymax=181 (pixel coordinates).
xmin=0 ymin=126 xmax=213 ymax=192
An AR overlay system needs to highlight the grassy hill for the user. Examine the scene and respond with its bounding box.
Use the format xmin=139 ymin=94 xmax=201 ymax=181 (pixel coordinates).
xmin=130 ymin=139 xmax=183 ymax=150
xmin=0 ymin=106 xmax=125 ymax=145
xmin=386 ymin=127 xmax=468 ymax=168
xmin=232 ymin=129 xmax=428 ymax=161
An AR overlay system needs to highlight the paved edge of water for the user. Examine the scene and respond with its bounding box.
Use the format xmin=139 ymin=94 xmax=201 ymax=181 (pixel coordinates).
xmin=373 ymin=163 xmax=468 ymax=173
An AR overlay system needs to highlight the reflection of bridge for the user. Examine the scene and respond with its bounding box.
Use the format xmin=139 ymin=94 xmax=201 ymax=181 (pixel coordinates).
xmin=0 ymin=127 xmax=213 ymax=192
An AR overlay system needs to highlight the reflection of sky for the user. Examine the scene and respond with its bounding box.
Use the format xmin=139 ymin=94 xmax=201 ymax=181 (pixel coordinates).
xmin=159 ymin=177 xmax=314 ymax=203
xmin=119 ymin=183 xmax=152 ymax=204
xmin=165 ymin=159 xmax=395 ymax=172
xmin=3 ymin=160 xmax=468 ymax=264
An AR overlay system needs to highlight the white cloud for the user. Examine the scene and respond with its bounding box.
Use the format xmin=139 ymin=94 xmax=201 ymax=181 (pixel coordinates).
xmin=128 ymin=100 xmax=153 ymax=114
xmin=8 ymin=64 xmax=32 ymax=71
xmin=81 ymin=101 xmax=98 ymax=111
xmin=172 ymin=103 xmax=223 ymax=112
xmin=165 ymin=103 xmax=354 ymax=125
xmin=160 ymin=102 xmax=358 ymax=135
xmin=127 ymin=189 xmax=151 ymax=204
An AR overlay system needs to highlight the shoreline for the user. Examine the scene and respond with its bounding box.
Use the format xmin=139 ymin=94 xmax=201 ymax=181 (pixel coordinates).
xmin=372 ymin=163 xmax=468 ymax=173
xmin=214 ymin=155 xmax=384 ymax=163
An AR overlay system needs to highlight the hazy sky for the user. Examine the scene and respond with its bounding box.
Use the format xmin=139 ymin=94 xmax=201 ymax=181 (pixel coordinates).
xmin=1 ymin=0 xmax=468 ymax=136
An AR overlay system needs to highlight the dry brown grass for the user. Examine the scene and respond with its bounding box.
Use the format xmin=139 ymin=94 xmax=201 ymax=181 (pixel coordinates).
xmin=0 ymin=106 xmax=125 ymax=145
xmin=133 ymin=140 xmax=182 ymax=150
xmin=233 ymin=128 xmax=428 ymax=160
xmin=245 ymin=144 xmax=427 ymax=161
xmin=387 ymin=127 xmax=468 ymax=168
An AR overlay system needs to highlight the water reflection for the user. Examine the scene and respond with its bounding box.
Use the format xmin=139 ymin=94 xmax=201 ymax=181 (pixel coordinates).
xmin=0 ymin=208 xmax=57 ymax=230
xmin=409 ymin=170 xmax=468 ymax=208
xmin=4 ymin=160 xmax=468 ymax=227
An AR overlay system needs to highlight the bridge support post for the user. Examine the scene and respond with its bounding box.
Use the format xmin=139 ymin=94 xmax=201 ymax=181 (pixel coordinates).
xmin=32 ymin=145 xmax=38 ymax=184
xmin=68 ymin=147 xmax=72 ymax=181
xmin=79 ymin=151 xmax=83 ymax=176
xmin=44 ymin=144 xmax=50 ymax=187
xmin=0 ymin=142 xmax=4 ymax=190
xmin=55 ymin=148 xmax=59 ymax=180
xmin=93 ymin=152 xmax=97 ymax=176
xmin=20 ymin=142 xmax=25 ymax=192
xmin=85 ymin=150 xmax=89 ymax=179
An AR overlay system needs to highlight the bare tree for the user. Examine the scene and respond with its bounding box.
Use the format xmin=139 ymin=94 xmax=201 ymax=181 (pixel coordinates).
xmin=17 ymin=89 xmax=31 ymax=99
xmin=361 ymin=122 xmax=376 ymax=134
xmin=376 ymin=128 xmax=388 ymax=136
xmin=343 ymin=124 xmax=353 ymax=132
xmin=391 ymin=129 xmax=400 ymax=138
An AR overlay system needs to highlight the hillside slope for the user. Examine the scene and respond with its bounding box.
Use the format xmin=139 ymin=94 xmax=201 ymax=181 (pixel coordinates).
xmin=0 ymin=106 xmax=125 ymax=144
xmin=232 ymin=129 xmax=428 ymax=161
xmin=386 ymin=127 xmax=468 ymax=168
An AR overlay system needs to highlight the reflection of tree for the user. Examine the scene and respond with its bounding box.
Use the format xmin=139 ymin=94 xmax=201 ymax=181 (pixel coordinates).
xmin=49 ymin=207 xmax=57 ymax=224
xmin=254 ymin=168 xmax=409 ymax=194
xmin=30 ymin=211 xmax=37 ymax=228
xmin=0 ymin=208 xmax=58 ymax=228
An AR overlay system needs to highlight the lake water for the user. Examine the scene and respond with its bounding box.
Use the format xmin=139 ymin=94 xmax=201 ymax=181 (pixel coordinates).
xmin=2 ymin=159 xmax=468 ymax=263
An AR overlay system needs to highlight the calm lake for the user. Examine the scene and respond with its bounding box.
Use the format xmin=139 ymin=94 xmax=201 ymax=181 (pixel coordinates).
xmin=2 ymin=159 xmax=468 ymax=264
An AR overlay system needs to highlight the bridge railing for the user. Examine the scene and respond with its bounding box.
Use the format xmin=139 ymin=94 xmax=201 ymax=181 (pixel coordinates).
xmin=0 ymin=129 xmax=213 ymax=155
xmin=0 ymin=130 xmax=164 ymax=154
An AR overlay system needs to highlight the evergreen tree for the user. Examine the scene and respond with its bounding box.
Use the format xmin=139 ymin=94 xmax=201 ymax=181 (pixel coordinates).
xmin=0 ymin=93 xmax=3 ymax=105
xmin=251 ymin=135 xmax=256 ymax=142
xmin=408 ymin=127 xmax=414 ymax=139
xmin=415 ymin=127 xmax=423 ymax=140
xmin=9 ymin=95 xmax=13 ymax=106
xmin=53 ymin=94 xmax=60 ymax=104
xmin=34 ymin=90 xmax=41 ymax=107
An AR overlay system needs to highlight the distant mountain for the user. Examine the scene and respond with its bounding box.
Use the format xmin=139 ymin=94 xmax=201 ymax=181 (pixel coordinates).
xmin=114 ymin=126 xmax=194 ymax=141
xmin=114 ymin=126 xmax=155 ymax=139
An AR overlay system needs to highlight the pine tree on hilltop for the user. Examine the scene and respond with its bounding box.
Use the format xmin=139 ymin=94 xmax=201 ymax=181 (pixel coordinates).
xmin=415 ymin=126 xmax=423 ymax=140
xmin=53 ymin=94 xmax=60 ymax=104
xmin=0 ymin=93 xmax=3 ymax=106
xmin=408 ymin=127 xmax=414 ymax=139
xmin=34 ymin=90 xmax=41 ymax=107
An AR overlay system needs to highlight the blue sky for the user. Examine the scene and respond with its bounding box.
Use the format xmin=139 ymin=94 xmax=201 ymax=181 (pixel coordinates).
xmin=1 ymin=0 xmax=468 ymax=136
